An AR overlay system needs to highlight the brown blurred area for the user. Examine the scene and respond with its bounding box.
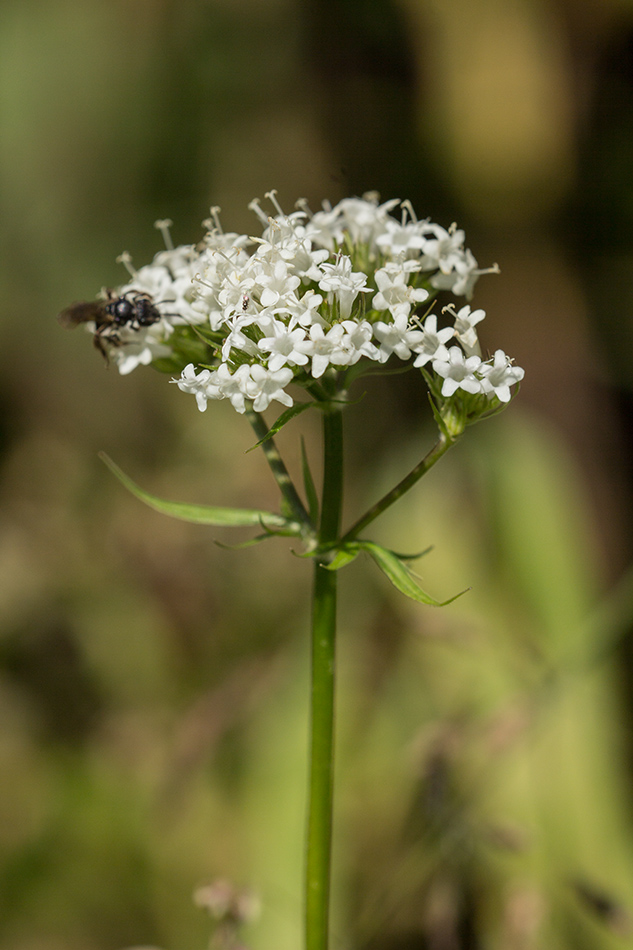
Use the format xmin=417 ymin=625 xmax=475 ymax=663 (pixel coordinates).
xmin=2 ymin=1 xmax=633 ymax=949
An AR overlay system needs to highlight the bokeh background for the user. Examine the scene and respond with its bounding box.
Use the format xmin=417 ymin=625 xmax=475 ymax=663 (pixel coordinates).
xmin=3 ymin=0 xmax=633 ymax=948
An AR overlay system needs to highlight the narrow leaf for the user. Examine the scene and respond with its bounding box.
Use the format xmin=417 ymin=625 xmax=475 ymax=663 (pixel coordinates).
xmin=214 ymin=533 xmax=275 ymax=550
xmin=323 ymin=545 xmax=361 ymax=571
xmin=424 ymin=389 xmax=450 ymax=440
xmin=301 ymin=436 xmax=320 ymax=524
xmin=246 ymin=402 xmax=313 ymax=451
xmin=391 ymin=545 xmax=434 ymax=561
xmin=99 ymin=453 xmax=293 ymax=530
xmin=357 ymin=540 xmax=468 ymax=606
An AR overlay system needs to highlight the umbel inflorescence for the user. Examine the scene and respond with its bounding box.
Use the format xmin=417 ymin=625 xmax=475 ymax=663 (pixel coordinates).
xmin=69 ymin=191 xmax=524 ymax=426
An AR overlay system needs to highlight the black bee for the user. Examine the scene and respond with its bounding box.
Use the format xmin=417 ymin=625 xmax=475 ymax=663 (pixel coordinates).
xmin=58 ymin=290 xmax=161 ymax=361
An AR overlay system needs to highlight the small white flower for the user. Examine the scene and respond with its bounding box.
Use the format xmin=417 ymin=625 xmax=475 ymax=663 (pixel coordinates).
xmin=221 ymin=317 xmax=260 ymax=361
xmin=339 ymin=319 xmax=380 ymax=364
xmin=372 ymin=263 xmax=429 ymax=315
xmin=284 ymin=289 xmax=325 ymax=328
xmin=118 ymin=263 xmax=173 ymax=303
xmin=175 ymin=363 xmax=223 ymax=411
xmin=373 ymin=309 xmax=424 ymax=362
xmin=412 ymin=314 xmax=455 ymax=367
xmin=296 ymin=324 xmax=350 ymax=378
xmin=419 ymin=223 xmax=466 ymax=275
xmin=479 ymin=349 xmax=524 ymax=402
xmin=430 ymin=249 xmax=496 ymax=300
xmin=215 ymin=363 xmax=253 ymax=413
xmin=375 ymin=219 xmax=426 ymax=257
xmin=450 ymin=304 xmax=486 ymax=357
xmin=279 ymin=236 xmax=330 ymax=283
xmin=246 ymin=364 xmax=294 ymax=412
xmin=218 ymin=269 xmax=257 ymax=321
xmin=113 ymin=321 xmax=173 ymax=375
xmin=255 ymin=258 xmax=301 ymax=308
xmin=258 ymin=320 xmax=309 ymax=371
xmin=333 ymin=194 xmax=400 ymax=246
xmin=318 ymin=255 xmax=368 ymax=319
xmin=432 ymin=346 xmax=483 ymax=397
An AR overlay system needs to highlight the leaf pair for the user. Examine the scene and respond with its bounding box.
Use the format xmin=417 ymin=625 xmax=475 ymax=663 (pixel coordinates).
xmin=324 ymin=539 xmax=467 ymax=607
xmin=100 ymin=455 xmax=467 ymax=608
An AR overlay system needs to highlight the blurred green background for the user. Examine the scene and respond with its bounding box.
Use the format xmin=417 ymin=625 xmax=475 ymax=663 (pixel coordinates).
xmin=3 ymin=0 xmax=633 ymax=948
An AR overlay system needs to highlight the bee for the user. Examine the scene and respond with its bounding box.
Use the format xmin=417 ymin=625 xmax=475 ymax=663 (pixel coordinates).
xmin=58 ymin=290 xmax=161 ymax=361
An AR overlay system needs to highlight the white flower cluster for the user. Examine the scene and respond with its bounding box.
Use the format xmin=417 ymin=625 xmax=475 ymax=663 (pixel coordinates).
xmin=105 ymin=193 xmax=523 ymax=412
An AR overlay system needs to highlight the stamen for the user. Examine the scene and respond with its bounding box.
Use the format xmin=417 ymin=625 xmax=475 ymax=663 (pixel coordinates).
xmin=212 ymin=247 xmax=240 ymax=267
xmin=264 ymin=189 xmax=284 ymax=217
xmin=205 ymin=206 xmax=223 ymax=234
xmin=193 ymin=272 xmax=215 ymax=291
xmin=295 ymin=198 xmax=313 ymax=218
xmin=401 ymin=199 xmax=417 ymax=224
xmin=248 ymin=198 xmax=269 ymax=226
xmin=116 ymin=251 xmax=137 ymax=278
xmin=262 ymin=218 xmax=281 ymax=252
xmin=154 ymin=218 xmax=174 ymax=251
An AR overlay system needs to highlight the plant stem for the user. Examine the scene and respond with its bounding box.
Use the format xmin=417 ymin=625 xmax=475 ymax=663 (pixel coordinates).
xmin=246 ymin=409 xmax=313 ymax=533
xmin=341 ymin=433 xmax=456 ymax=542
xmin=306 ymin=408 xmax=343 ymax=950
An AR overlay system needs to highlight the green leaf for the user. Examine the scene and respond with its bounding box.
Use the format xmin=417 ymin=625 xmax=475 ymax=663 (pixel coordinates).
xmin=99 ymin=453 xmax=295 ymax=530
xmin=322 ymin=545 xmax=361 ymax=570
xmin=246 ymin=402 xmax=313 ymax=451
xmin=301 ymin=437 xmax=319 ymax=525
xmin=391 ymin=545 xmax=434 ymax=561
xmin=356 ymin=539 xmax=468 ymax=606
xmin=214 ymin=533 xmax=276 ymax=550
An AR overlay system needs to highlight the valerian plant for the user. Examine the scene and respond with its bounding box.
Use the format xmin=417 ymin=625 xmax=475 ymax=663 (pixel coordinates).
xmin=61 ymin=190 xmax=523 ymax=950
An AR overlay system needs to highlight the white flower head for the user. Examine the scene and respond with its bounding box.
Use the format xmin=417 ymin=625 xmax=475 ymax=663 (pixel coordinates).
xmin=70 ymin=192 xmax=520 ymax=424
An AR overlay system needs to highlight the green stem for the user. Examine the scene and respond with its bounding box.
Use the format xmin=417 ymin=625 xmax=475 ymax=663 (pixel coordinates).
xmin=341 ymin=433 xmax=456 ymax=542
xmin=246 ymin=409 xmax=313 ymax=533
xmin=306 ymin=408 xmax=343 ymax=950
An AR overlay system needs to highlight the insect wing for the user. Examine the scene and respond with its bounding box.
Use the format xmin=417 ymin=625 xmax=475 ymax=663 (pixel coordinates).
xmin=57 ymin=301 xmax=106 ymax=329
